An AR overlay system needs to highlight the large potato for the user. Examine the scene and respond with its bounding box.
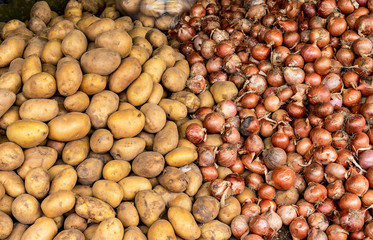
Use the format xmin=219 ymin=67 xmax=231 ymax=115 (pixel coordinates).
xmin=62 ymin=29 xmax=88 ymax=59
xmin=95 ymin=28 xmax=132 ymax=58
xmin=48 ymin=112 xmax=91 ymax=142
xmin=77 ymin=158 xmax=103 ymax=185
xmin=103 ymin=160 xmax=131 ymax=182
xmin=21 ymin=55 xmax=42 ymax=83
xmin=145 ymin=29 xmax=167 ymax=48
xmin=91 ymin=218 xmax=124 ymax=240
xmin=24 ymin=36 xmax=47 ymax=58
xmin=140 ymin=103 xmax=166 ymax=133
xmin=0 ymin=89 xmax=16 ymax=118
xmin=192 ymin=196 xmax=220 ymax=223
xmin=48 ymin=20 xmax=74 ymax=40
xmin=201 ymin=220 xmax=232 ymax=240
xmin=21 ymin=217 xmax=57 ymax=240
xmin=0 ymin=72 xmax=22 ymax=94
xmin=158 ymin=99 xmax=188 ymax=121
xmin=92 ymin=180 xmax=123 ymax=208
xmin=135 ymin=190 xmax=165 ymax=226
xmin=30 ymin=1 xmax=51 ymax=24
xmin=86 ymin=90 xmax=119 ymax=128
xmin=171 ymin=91 xmax=201 ymax=113
xmin=6 ymin=120 xmax=48 ymax=148
xmin=53 ymin=229 xmax=85 ymax=240
xmin=75 ymin=196 xmax=115 ymax=223
xmin=49 ymin=165 xmax=77 ymax=194
xmin=0 ymin=36 xmax=26 ymax=68
xmin=168 ymin=207 xmax=201 ymax=240
xmin=0 ymin=142 xmax=23 ymax=171
xmin=143 ymin=56 xmax=166 ymax=83
xmin=153 ymin=121 xmax=179 ymax=155
xmin=56 ymin=57 xmax=83 ymax=96
xmin=19 ymin=99 xmax=58 ymax=122
xmin=132 ymin=152 xmax=164 ymax=178
xmin=132 ymin=37 xmax=152 ymax=55
xmin=108 ymin=109 xmax=145 ymax=139
xmin=108 ymin=57 xmax=141 ymax=93
xmin=41 ymin=39 xmax=63 ymax=65
xmin=210 ymin=81 xmax=238 ymax=103
xmin=148 ymin=220 xmax=176 ymax=240
xmin=80 ymin=73 xmax=107 ymax=95
xmin=25 ymin=167 xmax=50 ymax=199
xmin=41 ymin=190 xmax=76 ymax=218
xmin=127 ymin=73 xmax=153 ymax=106
xmin=76 ymin=15 xmax=100 ymax=32
xmin=12 ymin=194 xmax=41 ymax=224
xmin=161 ymin=67 xmax=187 ymax=92
xmin=85 ymin=18 xmax=116 ymax=41
xmin=158 ymin=167 xmax=189 ymax=193
xmin=155 ymin=14 xmax=174 ymax=31
xmin=165 ymin=147 xmax=198 ymax=167
xmin=119 ymin=176 xmax=152 ymax=201
xmin=22 ymin=72 xmax=56 ymax=99
xmin=117 ymin=202 xmax=139 ymax=227
xmin=0 ymin=210 xmax=12 ymax=239
xmin=110 ymin=137 xmax=145 ymax=161
xmin=81 ymin=48 xmax=121 ymax=76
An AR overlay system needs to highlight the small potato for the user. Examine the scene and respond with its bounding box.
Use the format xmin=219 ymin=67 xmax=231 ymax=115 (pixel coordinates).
xmin=153 ymin=121 xmax=179 ymax=155
xmin=0 ymin=142 xmax=23 ymax=171
xmin=0 ymin=183 xmax=4 ymax=200
xmin=199 ymin=90 xmax=215 ymax=108
xmin=0 ymin=36 xmax=26 ymax=68
xmin=137 ymin=132 xmax=154 ymax=150
xmin=17 ymin=146 xmax=57 ymax=178
xmin=129 ymin=45 xmax=150 ymax=65
xmin=48 ymin=20 xmax=74 ymax=40
xmin=185 ymin=163 xmax=203 ymax=197
xmin=0 ymin=89 xmax=16 ymax=118
xmin=4 ymin=222 xmax=27 ymax=240
xmin=103 ymin=160 xmax=131 ymax=182
xmin=48 ymin=112 xmax=91 ymax=142
xmin=201 ymin=220 xmax=232 ymax=240
xmin=80 ymin=74 xmax=107 ymax=95
xmin=30 ymin=1 xmax=51 ymax=24
xmin=135 ymin=190 xmax=165 ymax=226
xmin=81 ymin=48 xmax=121 ymax=76
xmin=159 ymin=99 xmax=188 ymax=121
xmin=193 ymin=196 xmax=220 ymax=223
xmin=168 ymin=207 xmax=201 ymax=240
xmin=127 ymin=73 xmax=153 ymax=106
xmin=22 ymin=72 xmax=56 ymax=99
xmin=90 ymin=129 xmax=113 ymax=153
xmin=61 ymin=29 xmax=88 ymax=60
xmin=19 ymin=99 xmax=58 ymax=122
xmin=171 ymin=91 xmax=201 ymax=113
xmin=77 ymin=158 xmax=103 ymax=185
xmin=165 ymin=147 xmax=198 ymax=167
xmin=92 ymin=180 xmax=123 ymax=208
xmin=217 ymin=167 xmax=232 ymax=180
xmin=23 ymin=36 xmax=47 ymax=58
xmin=62 ymin=137 xmax=90 ymax=166
xmin=21 ymin=217 xmax=57 ymax=240
xmin=56 ymin=57 xmax=83 ymax=96
xmin=140 ymin=103 xmax=166 ymax=133
xmin=109 ymin=57 xmax=142 ymax=93
xmin=143 ymin=56 xmax=166 ymax=83
xmin=110 ymin=137 xmax=145 ymax=161
xmin=64 ymin=91 xmax=90 ymax=112
xmin=95 ymin=28 xmax=132 ymax=58
xmin=41 ymin=39 xmax=63 ymax=65
xmin=147 ymin=83 xmax=164 ymax=104
xmin=12 ymin=194 xmax=41 ymax=224
xmin=210 ymin=81 xmax=238 ymax=103
xmin=92 ymin=218 xmax=124 ymax=240
xmin=148 ymin=220 xmax=176 ymax=240
xmin=153 ymin=45 xmax=176 ymax=68
xmin=64 ymin=213 xmax=87 ymax=232
xmin=53 ymin=229 xmax=85 ymax=240
xmin=21 ymin=55 xmax=41 ymax=83
xmin=0 ymin=72 xmax=22 ymax=94
xmin=132 ymin=152 xmax=164 ymax=178
xmin=115 ymin=16 xmax=134 ymax=31
xmin=117 ymin=202 xmax=139 ymax=227
xmin=145 ymin=29 xmax=167 ymax=48
xmin=119 ymin=176 xmax=152 ymax=201
xmin=174 ymin=59 xmax=190 ymax=76
xmin=161 ymin=67 xmax=187 ymax=92
xmin=75 ymin=196 xmax=115 ymax=223
xmin=132 ymin=37 xmax=152 ymax=56
xmin=0 ymin=195 xmax=13 ymax=215
xmin=42 ymin=63 xmax=56 ymax=77
xmin=117 ymin=0 xmax=141 ymax=14
xmin=6 ymin=120 xmax=48 ymax=148
xmin=158 ymin=167 xmax=189 ymax=193
xmin=155 ymin=14 xmax=174 ymax=31
xmin=86 ymin=90 xmax=119 ymax=128
xmin=168 ymin=193 xmax=192 ymax=212
xmin=85 ymin=18 xmax=116 ymax=41
xmin=49 ymin=165 xmax=77 ymax=194
xmin=72 ymin=185 xmax=92 ymax=197
xmin=108 ymin=109 xmax=145 ymax=139
xmin=29 ymin=16 xmax=46 ymax=34
xmin=123 ymin=226 xmax=147 ymax=240
xmin=25 ymin=167 xmax=50 ymax=199
xmin=41 ymin=191 xmax=75 ymax=218
xmin=218 ymin=196 xmax=241 ymax=225
xmin=0 ymin=210 xmax=12 ymax=239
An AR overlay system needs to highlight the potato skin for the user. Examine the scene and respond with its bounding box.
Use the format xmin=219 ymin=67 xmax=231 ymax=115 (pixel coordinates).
xmin=210 ymin=81 xmax=238 ymax=103
xmin=75 ymin=196 xmax=115 ymax=223
xmin=90 ymin=129 xmax=113 ymax=153
xmin=168 ymin=207 xmax=201 ymax=240
xmin=25 ymin=167 xmax=50 ymax=199
xmin=148 ymin=220 xmax=176 ymax=240
xmin=153 ymin=121 xmax=179 ymax=155
xmin=0 ymin=72 xmax=22 ymax=94
xmin=49 ymin=165 xmax=77 ymax=194
xmin=92 ymin=218 xmax=124 ymax=240
xmin=127 ymin=73 xmax=153 ymax=106
xmin=185 ymin=164 xmax=203 ymax=197
xmin=6 ymin=120 xmax=49 ymax=148
xmin=53 ymin=229 xmax=85 ymax=240
xmin=22 ymin=72 xmax=56 ymax=99
xmin=92 ymin=180 xmax=123 ymax=208
xmin=21 ymin=55 xmax=42 ymax=83
xmin=0 ymin=210 xmax=13 ymax=239
xmin=86 ymin=90 xmax=119 ymax=128
xmin=161 ymin=67 xmax=187 ymax=93
xmin=41 ymin=39 xmax=63 ymax=65
xmin=201 ymin=220 xmax=232 ymax=240
xmin=4 ymin=222 xmax=27 ymax=240
xmin=0 ymin=142 xmax=23 ymax=171
xmin=19 ymin=99 xmax=58 ymax=122
xmin=218 ymin=196 xmax=241 ymax=225
xmin=103 ymin=160 xmax=131 ymax=182
xmin=12 ymin=194 xmax=41 ymax=224
xmin=158 ymin=167 xmax=189 ymax=193
xmin=140 ymin=103 xmax=166 ymax=133
xmin=64 ymin=91 xmax=90 ymax=112
xmin=165 ymin=147 xmax=198 ymax=167
xmin=48 ymin=20 xmax=74 ymax=40
xmin=95 ymin=28 xmax=132 ymax=58
xmin=80 ymin=73 xmax=107 ymax=95
xmin=56 ymin=57 xmax=83 ymax=96
xmin=123 ymin=226 xmax=147 ymax=240
xmin=135 ymin=190 xmax=166 ymax=227
xmin=168 ymin=193 xmax=192 ymax=212
xmin=20 ymin=217 xmax=57 ymax=240
xmin=108 ymin=57 xmax=142 ymax=93
xmin=48 ymin=112 xmax=91 ymax=142
xmin=117 ymin=202 xmax=139 ymax=227
xmin=108 ymin=109 xmax=145 ymax=139
xmin=119 ymin=176 xmax=152 ymax=201
xmin=0 ymin=36 xmax=26 ymax=68
xmin=158 ymin=99 xmax=188 ymax=121
xmin=132 ymin=152 xmax=164 ymax=178
xmin=62 ymin=29 xmax=88 ymax=59
xmin=85 ymin=18 xmax=116 ymax=41
xmin=192 ymin=196 xmax=220 ymax=223
xmin=41 ymin=191 xmax=76 ymax=218
xmin=17 ymin=146 xmax=57 ymax=178
xmin=143 ymin=56 xmax=166 ymax=83
xmin=81 ymin=48 xmax=121 ymax=76
xmin=171 ymin=91 xmax=201 ymax=113
xmin=0 ymin=89 xmax=16 ymax=118
xmin=110 ymin=137 xmax=145 ymax=161
xmin=77 ymin=158 xmax=103 ymax=185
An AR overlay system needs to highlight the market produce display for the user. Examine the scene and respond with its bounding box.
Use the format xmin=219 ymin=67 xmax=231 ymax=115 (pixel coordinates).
xmin=0 ymin=0 xmax=372 ymax=239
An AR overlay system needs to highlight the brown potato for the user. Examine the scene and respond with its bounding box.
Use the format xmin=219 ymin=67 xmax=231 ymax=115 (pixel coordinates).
xmin=81 ymin=48 xmax=121 ymax=76
xmin=17 ymin=146 xmax=57 ymax=178
xmin=201 ymin=220 xmax=232 ymax=240
xmin=0 ymin=142 xmax=23 ymax=171
xmin=76 ymin=14 xmax=99 ymax=32
xmin=56 ymin=57 xmax=83 ymax=96
xmin=85 ymin=18 xmax=116 ymax=41
xmin=145 ymin=29 xmax=167 ymax=48
xmin=137 ymin=131 xmax=154 ymax=150
xmin=95 ymin=28 xmax=132 ymax=58
xmin=129 ymin=45 xmax=150 ymax=65
xmin=115 ymin=16 xmax=134 ymax=31
xmin=0 ymin=106 xmax=19 ymax=130
xmin=132 ymin=152 xmax=164 ymax=178
xmin=153 ymin=121 xmax=179 ymax=155
xmin=6 ymin=120 xmax=48 ymax=148
xmin=168 ymin=207 xmax=201 ymax=240
xmin=170 ymin=91 xmax=201 ymax=113
xmin=23 ymin=37 xmax=47 ymax=58
xmin=72 ymin=185 xmax=92 ymax=197
xmin=92 ymin=218 xmax=124 ymax=240
xmin=49 ymin=165 xmax=77 ymax=194
xmin=165 ymin=147 xmax=198 ymax=167
xmin=108 ymin=109 xmax=145 ymax=139
xmin=155 ymin=14 xmax=174 ymax=31
xmin=0 ymin=195 xmax=13 ymax=215
xmin=103 ymin=160 xmax=131 ymax=182
xmin=138 ymin=13 xmax=154 ymax=28
xmin=75 ymin=196 xmax=115 ymax=223
xmin=22 ymin=72 xmax=56 ymax=99
xmin=0 ymin=210 xmax=12 ymax=239
xmin=92 ymin=180 xmax=123 ymax=208
xmin=90 ymin=129 xmax=113 ymax=153
xmin=64 ymin=213 xmax=87 ymax=232
xmin=110 ymin=137 xmax=145 ymax=161
xmin=25 ymin=167 xmax=50 ymax=199
xmin=77 ymin=158 xmax=103 ymax=185
xmin=142 ymin=56 xmax=166 ymax=84
xmin=41 ymin=39 xmax=63 ymax=65
xmin=210 ymin=81 xmax=238 ymax=103
xmin=86 ymin=90 xmax=119 ymax=128
xmin=119 ymin=176 xmax=152 ymax=201
xmin=0 ymin=72 xmax=22 ymax=94
xmin=140 ymin=103 xmax=166 ymax=133
xmin=192 ymin=196 xmax=220 ymax=223
xmin=117 ymin=202 xmax=139 ymax=227
xmin=174 ymin=59 xmax=190 ymax=76
xmin=153 ymin=45 xmax=176 ymax=68
xmin=62 ymin=29 xmax=88 ymax=59
xmin=158 ymin=167 xmax=189 ymax=193
xmin=62 ymin=137 xmax=90 ymax=166
xmin=128 ymin=27 xmax=151 ymax=39
xmin=108 ymin=57 xmax=142 ymax=93
xmin=21 ymin=217 xmax=57 ymax=240
xmin=185 ymin=163 xmax=203 ymax=197
xmin=19 ymin=99 xmax=58 ymax=122
xmin=117 ymin=0 xmax=141 ymax=14
xmin=4 ymin=222 xmax=27 ymax=240
xmin=48 ymin=20 xmax=74 ymax=40
xmin=127 ymin=73 xmax=154 ymax=106
xmin=178 ymin=138 xmax=197 ymax=149
xmin=199 ymin=90 xmax=215 ymax=108
xmin=123 ymin=226 xmax=147 ymax=240
xmin=30 ymin=1 xmax=51 ymax=24
xmin=161 ymin=67 xmax=187 ymax=92
xmin=147 ymin=83 xmax=164 ymax=104
xmin=53 ymin=229 xmax=85 ymax=240
xmin=21 ymin=55 xmax=41 ymax=83
xmin=80 ymin=73 xmax=107 ymax=95
xmin=0 ymin=36 xmax=26 ymax=68
xmin=205 ymin=134 xmax=223 ymax=147
xmin=83 ymin=224 xmax=99 ymax=240
xmin=217 ymin=196 xmax=241 ymax=225
xmin=159 ymin=99 xmax=188 ymax=121
xmin=132 ymin=36 xmax=152 ymax=55
xmin=168 ymin=193 xmax=193 ymax=212
xmin=63 ymin=91 xmax=90 ymax=112
xmin=11 ymin=193 xmax=41 ymax=224
xmin=0 ymin=89 xmax=16 ymax=119
xmin=135 ymin=190 xmax=165 ymax=227
xmin=41 ymin=190 xmax=76 ymax=218
xmin=147 ymin=220 xmax=176 ymax=240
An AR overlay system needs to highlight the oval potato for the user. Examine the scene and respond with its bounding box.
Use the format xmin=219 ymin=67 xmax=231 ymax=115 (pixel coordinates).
xmin=165 ymin=147 xmax=198 ymax=167
xmin=22 ymin=72 xmax=56 ymax=99
xmin=158 ymin=99 xmax=187 ymax=121
xmin=161 ymin=67 xmax=187 ymax=93
xmin=63 ymin=91 xmax=90 ymax=112
xmin=0 ymin=72 xmax=22 ymax=94
xmin=0 ymin=36 xmax=26 ymax=68
xmin=135 ymin=190 xmax=165 ymax=227
xmin=19 ymin=99 xmax=58 ymax=122
xmin=56 ymin=57 xmax=83 ymax=96
xmin=153 ymin=121 xmax=179 ymax=155
xmin=41 ymin=190 xmax=76 ymax=218
xmin=41 ymin=39 xmax=63 ymax=65
xmin=85 ymin=18 xmax=116 ymax=41
xmin=6 ymin=120 xmax=48 ymax=148
xmin=108 ymin=109 xmax=145 ymax=139
xmin=25 ymin=167 xmax=50 ymax=199
xmin=147 ymin=220 xmax=176 ymax=240
xmin=117 ymin=202 xmax=139 ymax=227
xmin=0 ymin=89 xmax=16 ymax=118
xmin=92 ymin=180 xmax=123 ymax=208
xmin=53 ymin=229 xmax=85 ymax=240
xmin=4 ymin=222 xmax=27 ymax=240
xmin=49 ymin=166 xmax=77 ymax=194
xmin=80 ymin=73 xmax=107 ymax=95
xmin=210 ymin=81 xmax=238 ymax=103
xmin=90 ymin=129 xmax=113 ymax=154
xmin=140 ymin=103 xmax=166 ymax=133
xmin=0 ymin=210 xmax=12 ymax=239
xmin=0 ymin=142 xmax=23 ymax=171
xmin=132 ymin=151 xmax=164 ymax=178
xmin=62 ymin=29 xmax=88 ymax=59
xmin=21 ymin=55 xmax=42 ymax=83
xmin=92 ymin=218 xmax=124 ymax=240
xmin=12 ymin=194 xmax=41 ymax=224
xmin=81 ymin=48 xmax=121 ymax=76
xmin=75 ymin=196 xmax=115 ymax=223
xmin=77 ymin=158 xmax=103 ymax=185
xmin=103 ymin=160 xmax=131 ymax=182
xmin=201 ymin=220 xmax=232 ymax=240
xmin=158 ymin=167 xmax=189 ymax=193
xmin=119 ymin=176 xmax=152 ymax=201
xmin=127 ymin=73 xmax=153 ymax=106
xmin=20 ymin=217 xmax=57 ymax=240
xmin=110 ymin=137 xmax=145 ymax=161
xmin=192 ymin=196 xmax=220 ymax=223
xmin=95 ymin=28 xmax=132 ymax=58
xmin=109 ymin=57 xmax=142 ymax=93
xmin=86 ymin=90 xmax=119 ymax=128
xmin=168 ymin=207 xmax=201 ymax=240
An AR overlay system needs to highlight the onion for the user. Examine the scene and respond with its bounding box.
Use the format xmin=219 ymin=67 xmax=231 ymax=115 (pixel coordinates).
xmin=277 ymin=205 xmax=298 ymax=225
xmin=197 ymin=145 xmax=216 ymax=167
xmin=224 ymin=173 xmax=245 ymax=195
xmin=209 ymin=178 xmax=231 ymax=200
xmin=339 ymin=193 xmax=362 ymax=210
xmin=249 ymin=215 xmax=273 ymax=236
xmin=178 ymin=24 xmax=196 ymax=42
xmin=345 ymin=114 xmax=366 ymax=134
xmin=186 ymin=123 xmax=207 ymax=144
xmin=339 ymin=209 xmax=365 ymax=232
xmin=187 ymin=75 xmax=206 ymax=94
xmin=304 ymin=182 xmax=327 ymax=203
xmin=242 ymin=202 xmax=261 ymax=218
xmin=308 ymin=85 xmax=331 ymax=105
xmin=200 ymin=166 xmax=218 ymax=181
xmin=245 ymin=173 xmax=264 ymax=191
xmin=266 ymin=166 xmax=295 ymax=191
xmin=262 ymin=207 xmax=282 ymax=233
xmin=216 ymin=143 xmax=237 ymax=167
xmin=289 ymin=217 xmax=309 ymax=239
xmin=203 ymin=112 xmax=225 ymax=133
xmin=327 ymin=224 xmax=349 ymax=240
xmin=310 ymin=127 xmax=332 ymax=146
xmin=359 ymin=150 xmax=373 ymax=169
xmin=231 ymin=215 xmax=250 ymax=239
xmin=304 ymin=162 xmax=324 ymax=183
xmin=325 ymin=163 xmax=346 ymax=183
xmin=327 ymin=180 xmax=345 ymax=200
xmin=262 ymin=147 xmax=287 ymax=170
xmin=345 ymin=172 xmax=369 ymax=197
xmin=308 ymin=228 xmax=328 ymax=240
xmin=258 ymin=183 xmax=275 ymax=200
xmin=308 ymin=212 xmax=329 ymax=231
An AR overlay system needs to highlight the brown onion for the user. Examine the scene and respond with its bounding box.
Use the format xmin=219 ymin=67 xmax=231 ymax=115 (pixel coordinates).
xmin=289 ymin=217 xmax=309 ymax=239
xmin=304 ymin=182 xmax=327 ymax=203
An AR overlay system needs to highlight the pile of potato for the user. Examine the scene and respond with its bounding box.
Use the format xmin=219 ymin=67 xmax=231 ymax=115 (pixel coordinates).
xmin=0 ymin=0 xmax=236 ymax=240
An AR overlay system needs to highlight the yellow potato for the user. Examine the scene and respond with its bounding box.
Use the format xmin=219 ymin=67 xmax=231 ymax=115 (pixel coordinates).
xmin=48 ymin=19 xmax=74 ymax=40
xmin=21 ymin=55 xmax=42 ymax=83
xmin=83 ymin=224 xmax=99 ymax=240
xmin=0 ymin=210 xmax=12 ymax=239
xmin=62 ymin=137 xmax=90 ymax=166
xmin=132 ymin=151 xmax=164 ymax=178
xmin=30 ymin=1 xmax=51 ymax=23
xmin=142 ymin=56 xmax=167 ymax=83
xmin=81 ymin=48 xmax=121 ymax=76
xmin=23 ymin=36 xmax=47 ymax=58
xmin=76 ymin=158 xmax=103 ymax=185
xmin=0 ymin=195 xmax=13 ymax=215
xmin=4 ymin=223 xmax=27 ymax=240
xmin=95 ymin=28 xmax=132 ymax=58
xmin=12 ymin=194 xmax=41 ymax=224
xmin=85 ymin=18 xmax=116 ymax=41
xmin=159 ymin=99 xmax=188 ymax=121
xmin=137 ymin=131 xmax=154 ymax=150
xmin=6 ymin=120 xmax=48 ymax=148
xmin=129 ymin=45 xmax=150 ymax=65
xmin=56 ymin=57 xmax=83 ymax=96
xmin=53 ymin=229 xmax=85 ymax=240
xmin=192 ymin=196 xmax=220 ymax=223
xmin=22 ymin=72 xmax=56 ymax=99
xmin=135 ymin=189 xmax=165 ymax=226
xmin=19 ymin=99 xmax=58 ymax=122
xmin=115 ymin=16 xmax=134 ymax=31
xmin=210 ymin=81 xmax=238 ymax=103
xmin=86 ymin=90 xmax=119 ymax=128
xmin=123 ymin=226 xmax=147 ymax=240
xmin=158 ymin=167 xmax=189 ymax=192
xmin=132 ymin=36 xmax=152 ymax=56
xmin=76 ymin=15 xmax=100 ymax=32
xmin=80 ymin=73 xmax=107 ymax=95
xmin=75 ymin=196 xmax=115 ymax=223
xmin=147 ymin=83 xmax=164 ymax=104
xmin=103 ymin=160 xmax=131 ymax=182
xmin=0 ymin=36 xmax=26 ymax=68
xmin=117 ymin=0 xmax=141 ymax=14
xmin=145 ymin=29 xmax=167 ymax=48
xmin=161 ymin=67 xmax=187 ymax=92
xmin=41 ymin=39 xmax=63 ymax=65
xmin=41 ymin=190 xmax=76 ymax=218
xmin=205 ymin=134 xmax=223 ymax=147
xmin=92 ymin=180 xmax=123 ymax=208
xmin=147 ymin=220 xmax=176 ymax=240
xmin=42 ymin=63 xmax=56 ymax=77
xmin=171 ymin=91 xmax=201 ymax=113
xmin=28 ymin=16 xmax=47 ymax=35
xmin=168 ymin=193 xmax=192 ymax=211
xmin=168 ymin=207 xmax=201 ymax=240
xmin=140 ymin=103 xmax=166 ymax=133
xmin=165 ymin=147 xmax=198 ymax=167
xmin=153 ymin=45 xmax=176 ymax=68
xmin=201 ymin=220 xmax=232 ymax=240
xmin=155 ymin=14 xmax=174 ymax=31
xmin=108 ymin=57 xmax=142 ymax=93
xmin=1 ymin=20 xmax=26 ymax=39
xmin=174 ymin=59 xmax=190 ymax=76
xmin=48 ymin=112 xmax=91 ymax=142
xmin=92 ymin=218 xmax=124 ymax=240
xmin=110 ymin=137 xmax=145 ymax=161
xmin=127 ymin=73 xmax=153 ymax=106
xmin=25 ymin=167 xmax=50 ymax=199
xmin=90 ymin=129 xmax=113 ymax=154
xmin=119 ymin=176 xmax=152 ymax=201
xmin=64 ymin=213 xmax=87 ymax=232
xmin=153 ymin=121 xmax=179 ymax=155
xmin=0 ymin=72 xmax=22 ymax=94
xmin=185 ymin=164 xmax=203 ymax=197
xmin=49 ymin=165 xmax=77 ymax=194
xmin=21 ymin=217 xmax=57 ymax=240
xmin=178 ymin=138 xmax=197 ymax=150
xmin=63 ymin=91 xmax=90 ymax=112
xmin=0 ymin=142 xmax=23 ymax=171
xmin=138 ymin=13 xmax=155 ymax=28
xmin=217 ymin=196 xmax=241 ymax=224
xmin=0 ymin=89 xmax=16 ymax=118
xmin=117 ymin=202 xmax=139 ymax=227
xmin=199 ymin=90 xmax=215 ymax=108
xmin=128 ymin=27 xmax=151 ymax=39
xmin=107 ymin=109 xmax=145 ymax=139
xmin=61 ymin=29 xmax=88 ymax=60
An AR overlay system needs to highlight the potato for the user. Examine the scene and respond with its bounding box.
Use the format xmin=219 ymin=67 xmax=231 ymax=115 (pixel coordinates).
xmin=153 ymin=121 xmax=178 ymax=155
xmin=161 ymin=67 xmax=187 ymax=92
xmin=0 ymin=72 xmax=22 ymax=94
xmin=23 ymin=37 xmax=47 ymax=58
xmin=117 ymin=0 xmax=141 ymax=14
xmin=117 ymin=202 xmax=139 ymax=227
xmin=210 ymin=81 xmax=238 ymax=103
xmin=19 ymin=99 xmax=58 ymax=122
xmin=172 ymin=92 xmax=201 ymax=113
xmin=0 ymin=195 xmax=13 ymax=215
xmin=81 ymin=48 xmax=121 ymax=76
xmin=0 ymin=142 xmax=23 ymax=171
xmin=21 ymin=55 xmax=42 ymax=83
xmin=86 ymin=90 xmax=119 ymax=128
xmin=135 ymin=189 xmax=165 ymax=227
xmin=115 ymin=16 xmax=134 ymax=31
xmin=126 ymin=73 xmax=153 ymax=106
xmin=53 ymin=229 xmax=85 ymax=240
xmin=85 ymin=18 xmax=116 ymax=41
xmin=75 ymin=196 xmax=115 ymax=223
xmin=41 ymin=190 xmax=75 ymax=218
xmin=6 ymin=120 xmax=48 ymax=148
xmin=108 ymin=109 xmax=145 ymax=139
xmin=42 ymin=63 xmax=56 ymax=77
xmin=178 ymin=138 xmax=197 ymax=150
xmin=119 ymin=176 xmax=152 ymax=201
xmin=201 ymin=220 xmax=232 ymax=240
xmin=108 ymin=57 xmax=142 ymax=93
xmin=153 ymin=45 xmax=176 ymax=68
xmin=92 ymin=180 xmax=123 ymax=208
xmin=147 ymin=83 xmax=164 ymax=104
xmin=83 ymin=224 xmax=98 ymax=240
xmin=205 ymin=134 xmax=223 ymax=147
xmin=168 ymin=207 xmax=201 ymax=240
xmin=155 ymin=14 xmax=174 ymax=31
xmin=41 ymin=39 xmax=63 ymax=65
xmin=159 ymin=99 xmax=188 ymax=121
xmin=29 ymin=17 xmax=47 ymax=34
xmin=0 ymin=183 xmax=4 ymax=200
xmin=137 ymin=131 xmax=154 ymax=150
xmin=217 ymin=166 xmax=233 ymax=180
xmin=165 ymin=147 xmax=198 ymax=167
xmin=48 ymin=20 xmax=74 ymax=40
xmin=17 ymin=146 xmax=57 ymax=179
xmin=25 ymin=167 xmax=50 ymax=199
xmin=185 ymin=164 xmax=203 ymax=196
xmin=49 ymin=165 xmax=77 ymax=194
xmin=72 ymin=185 xmax=92 ymax=197
xmin=158 ymin=167 xmax=189 ymax=192
xmin=0 ymin=210 xmax=12 ymax=239
xmin=62 ymin=30 xmax=88 ymax=59
xmin=95 ymin=29 xmax=132 ymax=58
xmin=138 ymin=14 xmax=154 ymax=28
xmin=0 ymin=36 xmax=26 ymax=68
xmin=174 ymin=59 xmax=190 ymax=76
xmin=64 ymin=213 xmax=87 ymax=232
xmin=217 ymin=196 xmax=241 ymax=225
xmin=77 ymin=158 xmax=103 ymax=185
xmin=138 ymin=103 xmax=166 ymax=133
xmin=56 ymin=57 xmax=83 ymax=96
xmin=145 ymin=29 xmax=167 ymax=48
xmin=142 ymin=56 xmax=167 ymax=84
xmin=30 ymin=1 xmax=51 ymax=24
xmin=199 ymin=90 xmax=215 ymax=108
xmin=123 ymin=226 xmax=147 ymax=240
xmin=63 ymin=91 xmax=90 ymax=112
xmin=48 ymin=112 xmax=91 ymax=142
xmin=90 ymin=218 xmax=124 ymax=240
xmin=62 ymin=137 xmax=90 ymax=166
xmin=168 ymin=193 xmax=192 ymax=211
xmin=148 ymin=220 xmax=177 ymax=240
xmin=80 ymin=73 xmax=107 ymax=95
xmin=0 ymin=89 xmax=16 ymax=119
xmin=12 ymin=194 xmax=41 ymax=224
xmin=21 ymin=217 xmax=57 ymax=240
xmin=128 ymin=27 xmax=151 ymax=39
xmin=103 ymin=160 xmax=131 ymax=182
xmin=132 ymin=37 xmax=152 ymax=56
xmin=178 ymin=119 xmax=202 ymax=138
xmin=22 ymin=72 xmax=56 ymax=99
xmin=129 ymin=45 xmax=150 ymax=65
xmin=192 ymin=196 xmax=220 ymax=223
xmin=88 ymin=129 xmax=113 ymax=154
xmin=132 ymin=152 xmax=164 ymax=178
xmin=4 ymin=223 xmax=27 ymax=240
xmin=110 ymin=137 xmax=145 ymax=161
xmin=76 ymin=15 xmax=99 ymax=32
